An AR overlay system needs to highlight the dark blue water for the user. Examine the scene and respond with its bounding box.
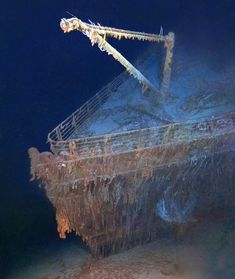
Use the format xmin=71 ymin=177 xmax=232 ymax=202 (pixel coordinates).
xmin=1 ymin=0 xmax=235 ymax=278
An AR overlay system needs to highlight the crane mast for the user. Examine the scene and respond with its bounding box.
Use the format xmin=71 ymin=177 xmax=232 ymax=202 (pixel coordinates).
xmin=60 ymin=17 xmax=175 ymax=99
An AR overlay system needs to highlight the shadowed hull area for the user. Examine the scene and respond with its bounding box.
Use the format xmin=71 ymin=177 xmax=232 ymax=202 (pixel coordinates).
xmin=29 ymin=117 xmax=235 ymax=256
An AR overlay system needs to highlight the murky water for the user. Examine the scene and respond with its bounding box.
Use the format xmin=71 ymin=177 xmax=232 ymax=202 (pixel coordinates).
xmin=7 ymin=237 xmax=89 ymax=279
xmin=6 ymin=209 xmax=235 ymax=279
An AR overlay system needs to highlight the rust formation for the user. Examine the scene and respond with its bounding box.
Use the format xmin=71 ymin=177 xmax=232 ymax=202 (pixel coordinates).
xmin=29 ymin=17 xmax=235 ymax=257
xmin=60 ymin=17 xmax=174 ymax=99
xmin=29 ymin=112 xmax=235 ymax=256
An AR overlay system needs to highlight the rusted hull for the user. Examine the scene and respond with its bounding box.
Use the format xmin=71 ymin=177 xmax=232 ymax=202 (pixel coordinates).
xmin=29 ymin=120 xmax=235 ymax=256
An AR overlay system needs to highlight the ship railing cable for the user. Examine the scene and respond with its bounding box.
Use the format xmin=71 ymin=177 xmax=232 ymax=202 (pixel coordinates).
xmin=48 ymin=71 xmax=126 ymax=143
xmin=49 ymin=112 xmax=235 ymax=157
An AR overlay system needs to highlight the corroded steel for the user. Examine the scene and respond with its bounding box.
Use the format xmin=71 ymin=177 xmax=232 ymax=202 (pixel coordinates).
xmin=49 ymin=112 xmax=235 ymax=158
xmin=29 ymin=113 xmax=235 ymax=256
xmin=60 ymin=17 xmax=174 ymax=97
xmin=60 ymin=17 xmax=166 ymax=42
xmin=160 ymin=32 xmax=175 ymax=96
xmin=28 ymin=18 xmax=235 ymax=257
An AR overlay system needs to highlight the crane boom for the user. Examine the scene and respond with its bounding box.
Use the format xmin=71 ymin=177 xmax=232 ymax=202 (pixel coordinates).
xmin=60 ymin=17 xmax=174 ymax=97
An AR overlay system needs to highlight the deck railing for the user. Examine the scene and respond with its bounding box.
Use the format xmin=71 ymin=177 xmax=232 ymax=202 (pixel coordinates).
xmin=49 ymin=111 xmax=235 ymax=158
xmin=48 ymin=71 xmax=127 ymax=143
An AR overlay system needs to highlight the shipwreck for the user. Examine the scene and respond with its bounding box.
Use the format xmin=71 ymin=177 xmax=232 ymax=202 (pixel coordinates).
xmin=29 ymin=17 xmax=235 ymax=256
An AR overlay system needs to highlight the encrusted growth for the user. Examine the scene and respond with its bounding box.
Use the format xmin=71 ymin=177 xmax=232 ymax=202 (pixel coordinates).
xmin=28 ymin=17 xmax=235 ymax=257
xmin=60 ymin=17 xmax=175 ymax=97
xmin=29 ymin=113 xmax=235 ymax=256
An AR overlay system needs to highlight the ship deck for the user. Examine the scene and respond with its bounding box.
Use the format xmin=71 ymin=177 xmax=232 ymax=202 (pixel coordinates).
xmin=48 ymin=46 xmax=235 ymax=157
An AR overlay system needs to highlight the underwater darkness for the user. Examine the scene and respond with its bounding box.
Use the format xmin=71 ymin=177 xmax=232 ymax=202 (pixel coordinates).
xmin=1 ymin=0 xmax=235 ymax=277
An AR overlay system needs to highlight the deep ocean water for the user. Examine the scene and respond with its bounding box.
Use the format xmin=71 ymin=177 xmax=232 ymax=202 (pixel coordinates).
xmin=1 ymin=0 xmax=235 ymax=278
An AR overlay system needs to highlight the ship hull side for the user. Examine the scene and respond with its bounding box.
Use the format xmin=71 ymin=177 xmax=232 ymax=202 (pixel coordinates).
xmin=29 ymin=129 xmax=235 ymax=256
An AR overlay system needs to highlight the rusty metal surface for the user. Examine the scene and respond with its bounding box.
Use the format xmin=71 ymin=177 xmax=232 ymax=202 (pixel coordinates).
xmin=49 ymin=112 xmax=235 ymax=158
xmin=29 ymin=112 xmax=235 ymax=256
